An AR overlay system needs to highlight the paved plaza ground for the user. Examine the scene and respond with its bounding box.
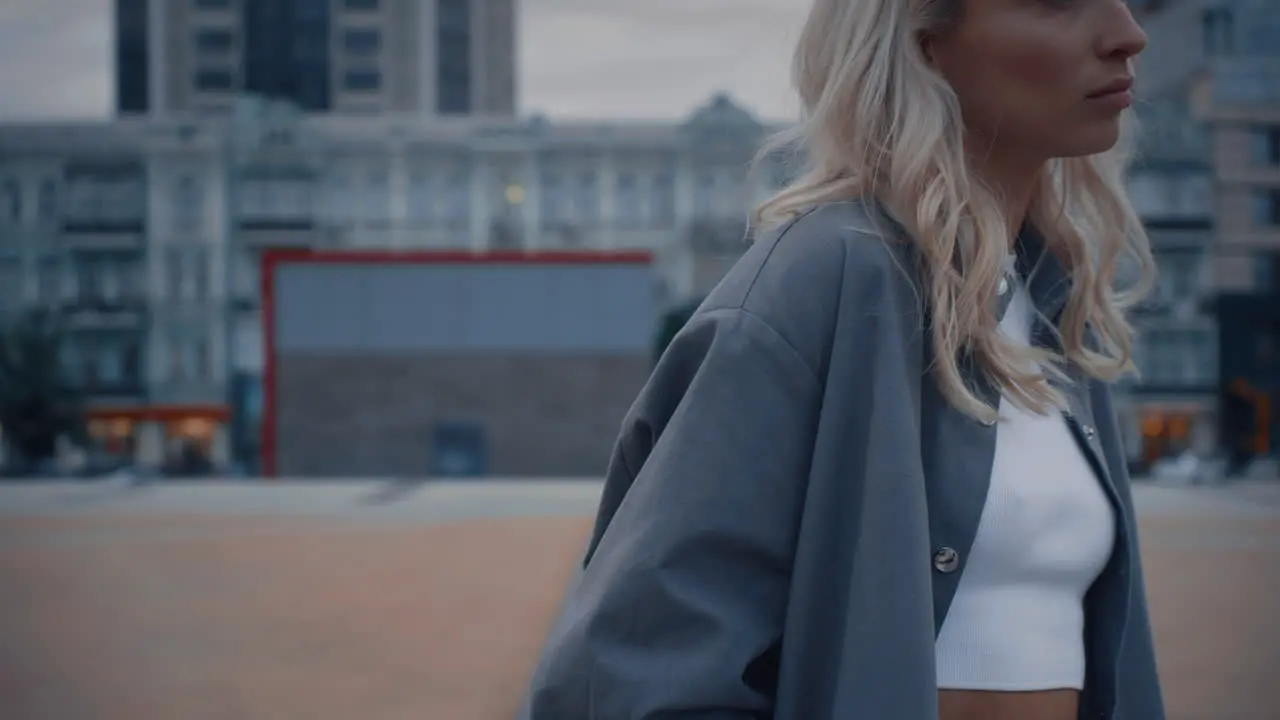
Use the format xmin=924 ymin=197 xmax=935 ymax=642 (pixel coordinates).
xmin=0 ymin=479 xmax=1276 ymax=720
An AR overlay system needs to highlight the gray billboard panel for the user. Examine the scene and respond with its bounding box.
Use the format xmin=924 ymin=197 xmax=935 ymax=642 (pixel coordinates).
xmin=274 ymin=262 xmax=658 ymax=354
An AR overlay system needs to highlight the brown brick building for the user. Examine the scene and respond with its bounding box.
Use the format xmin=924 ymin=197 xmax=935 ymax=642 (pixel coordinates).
xmin=262 ymin=249 xmax=658 ymax=478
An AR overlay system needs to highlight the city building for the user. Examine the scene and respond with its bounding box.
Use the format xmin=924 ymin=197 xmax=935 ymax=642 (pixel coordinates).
xmin=0 ymin=94 xmax=782 ymax=474
xmin=1189 ymin=0 xmax=1280 ymax=470
xmin=1120 ymin=97 xmax=1218 ymax=471
xmin=1112 ymin=0 xmax=1222 ymax=471
xmin=114 ymin=0 xmax=517 ymax=117
xmin=1121 ymin=0 xmax=1280 ymax=473
xmin=1136 ymin=0 xmax=1280 ymax=469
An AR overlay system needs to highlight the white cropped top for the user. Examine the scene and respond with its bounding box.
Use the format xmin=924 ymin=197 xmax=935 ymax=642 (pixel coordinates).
xmin=934 ymin=277 xmax=1116 ymax=692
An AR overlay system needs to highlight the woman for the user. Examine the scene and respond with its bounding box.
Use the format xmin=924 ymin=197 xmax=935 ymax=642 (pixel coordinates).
xmin=523 ymin=0 xmax=1165 ymax=718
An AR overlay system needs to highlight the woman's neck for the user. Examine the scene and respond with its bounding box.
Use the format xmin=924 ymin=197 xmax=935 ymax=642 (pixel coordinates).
xmin=966 ymin=143 xmax=1045 ymax=248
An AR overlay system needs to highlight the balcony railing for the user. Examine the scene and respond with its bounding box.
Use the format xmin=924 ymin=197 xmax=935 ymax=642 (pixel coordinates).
xmin=62 ymin=219 xmax=145 ymax=234
xmin=235 ymin=219 xmax=336 ymax=248
xmin=148 ymin=380 xmax=225 ymax=406
xmin=76 ymin=378 xmax=147 ymax=399
xmin=58 ymin=297 xmax=148 ymax=329
xmin=59 ymin=220 xmax=146 ymax=249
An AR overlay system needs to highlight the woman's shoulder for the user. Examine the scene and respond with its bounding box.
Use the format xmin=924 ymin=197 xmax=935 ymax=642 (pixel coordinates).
xmin=694 ymin=199 xmax=923 ymax=377
xmin=706 ymin=200 xmax=917 ymax=312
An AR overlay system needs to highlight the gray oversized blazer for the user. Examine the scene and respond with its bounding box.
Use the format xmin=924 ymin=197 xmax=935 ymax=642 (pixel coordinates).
xmin=521 ymin=201 xmax=1165 ymax=720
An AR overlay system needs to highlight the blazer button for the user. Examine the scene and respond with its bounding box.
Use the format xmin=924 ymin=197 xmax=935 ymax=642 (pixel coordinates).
xmin=1083 ymin=424 xmax=1097 ymax=439
xmin=933 ymin=547 xmax=960 ymax=573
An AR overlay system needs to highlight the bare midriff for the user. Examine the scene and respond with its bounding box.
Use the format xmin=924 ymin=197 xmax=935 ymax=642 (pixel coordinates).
xmin=938 ymin=688 xmax=1079 ymax=720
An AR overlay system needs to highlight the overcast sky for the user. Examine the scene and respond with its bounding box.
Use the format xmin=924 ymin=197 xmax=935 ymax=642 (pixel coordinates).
xmin=0 ymin=0 xmax=806 ymax=122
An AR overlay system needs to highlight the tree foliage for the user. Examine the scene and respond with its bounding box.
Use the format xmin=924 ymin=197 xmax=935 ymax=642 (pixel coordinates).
xmin=0 ymin=311 xmax=85 ymax=464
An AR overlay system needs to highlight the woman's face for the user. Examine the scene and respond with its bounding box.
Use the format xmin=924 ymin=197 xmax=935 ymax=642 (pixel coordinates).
xmin=924 ymin=0 xmax=1147 ymax=163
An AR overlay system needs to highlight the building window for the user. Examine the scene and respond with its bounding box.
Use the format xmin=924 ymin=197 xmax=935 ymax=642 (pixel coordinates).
xmin=167 ymin=342 xmax=183 ymax=381
xmin=173 ymin=174 xmax=203 ymax=231
xmin=1257 ymin=252 xmax=1280 ymax=293
xmin=168 ymin=337 xmax=211 ymax=382
xmin=37 ymin=258 xmax=64 ymax=306
xmin=1153 ymin=251 xmax=1203 ymax=305
xmin=77 ymin=339 xmax=100 ymax=387
xmin=1136 ymin=328 xmax=1217 ymax=387
xmin=1253 ymin=188 xmax=1280 ymax=227
xmin=237 ymin=176 xmax=314 ymax=223
xmin=694 ymin=173 xmax=715 ymax=218
xmin=343 ymin=0 xmax=379 ymax=9
xmin=294 ymin=26 xmax=328 ymax=62
xmin=37 ymin=180 xmax=57 ymax=221
xmin=539 ymin=169 xmax=566 ymax=224
xmin=195 ymin=28 xmax=234 ymax=54
xmin=116 ymin=0 xmax=149 ymax=113
xmin=279 ymin=177 xmax=314 ymax=217
xmin=574 ymin=171 xmax=599 ymax=224
xmin=74 ymin=258 xmax=99 ymax=303
xmin=1202 ymin=7 xmax=1234 ymax=56
xmin=2 ymin=179 xmax=22 ymax=223
xmin=650 ymin=171 xmax=675 ymax=227
xmin=1174 ymin=173 xmax=1213 ymax=219
xmin=344 ymin=69 xmax=381 ymax=92
xmin=99 ymin=340 xmax=125 ymax=385
xmin=230 ymin=250 xmax=255 ymax=299
xmin=121 ymin=339 xmax=142 ymax=386
xmin=1126 ymin=174 xmax=1162 ymax=218
xmin=165 ymin=252 xmax=181 ymax=301
xmin=125 ymin=258 xmax=144 ymax=302
xmin=72 ymin=255 xmax=142 ymax=305
xmin=0 ymin=260 xmax=22 ymax=312
xmin=342 ymin=28 xmax=380 ymax=57
xmin=100 ymin=175 xmax=145 ymax=221
xmin=441 ymin=168 xmax=471 ymax=227
xmin=326 ymin=173 xmax=355 ymax=222
xmin=1130 ymin=172 xmax=1214 ymax=222
xmin=615 ymin=172 xmax=643 ymax=227
xmin=191 ymin=250 xmax=208 ymax=301
xmin=65 ymin=180 xmax=96 ymax=222
xmin=437 ymin=0 xmax=472 ymax=114
xmin=166 ymin=247 xmax=209 ymax=302
xmin=1253 ymin=126 xmax=1280 ymax=166
xmin=241 ymin=0 xmax=332 ymax=111
xmin=358 ymin=170 xmax=390 ymax=222
xmin=407 ymin=171 xmax=434 ymax=222
xmin=723 ymin=171 xmax=747 ymax=218
xmin=195 ymin=68 xmax=235 ymax=91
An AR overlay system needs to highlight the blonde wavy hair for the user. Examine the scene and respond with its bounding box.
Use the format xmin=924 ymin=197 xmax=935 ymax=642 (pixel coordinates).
xmin=752 ymin=0 xmax=1156 ymax=422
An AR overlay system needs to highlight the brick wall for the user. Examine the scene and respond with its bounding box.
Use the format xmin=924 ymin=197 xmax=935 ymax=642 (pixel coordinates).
xmin=273 ymin=353 xmax=651 ymax=478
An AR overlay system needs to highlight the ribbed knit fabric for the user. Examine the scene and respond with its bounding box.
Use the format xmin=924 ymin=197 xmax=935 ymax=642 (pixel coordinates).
xmin=934 ymin=279 xmax=1116 ymax=691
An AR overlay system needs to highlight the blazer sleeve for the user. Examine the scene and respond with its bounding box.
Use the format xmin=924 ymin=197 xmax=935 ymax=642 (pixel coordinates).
xmin=521 ymin=306 xmax=823 ymax=719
